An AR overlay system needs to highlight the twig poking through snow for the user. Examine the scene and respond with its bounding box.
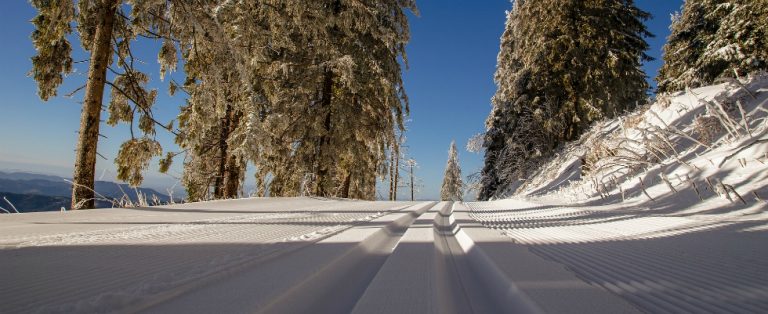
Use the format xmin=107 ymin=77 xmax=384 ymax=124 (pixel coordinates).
xmin=3 ymin=197 xmax=19 ymax=213
xmin=705 ymin=177 xmax=718 ymax=195
xmin=612 ymin=175 xmax=624 ymax=202
xmin=721 ymin=182 xmax=746 ymax=205
xmin=638 ymin=177 xmax=654 ymax=201
xmin=716 ymin=179 xmax=734 ymax=203
xmin=753 ymin=191 xmax=766 ymax=203
xmin=686 ymin=175 xmax=704 ymax=201
xmin=660 ymin=173 xmax=677 ymax=193
xmin=718 ymin=137 xmax=768 ymax=167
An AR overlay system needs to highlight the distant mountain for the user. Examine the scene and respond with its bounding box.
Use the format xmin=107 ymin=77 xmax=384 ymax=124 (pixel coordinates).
xmin=0 ymin=171 xmax=171 ymax=211
xmin=0 ymin=178 xmax=72 ymax=197
xmin=0 ymin=192 xmax=114 ymax=213
xmin=0 ymin=191 xmax=70 ymax=212
xmin=0 ymin=171 xmax=63 ymax=182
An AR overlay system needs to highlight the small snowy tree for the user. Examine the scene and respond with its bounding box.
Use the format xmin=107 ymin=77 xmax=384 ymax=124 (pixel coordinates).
xmin=441 ymin=141 xmax=463 ymax=201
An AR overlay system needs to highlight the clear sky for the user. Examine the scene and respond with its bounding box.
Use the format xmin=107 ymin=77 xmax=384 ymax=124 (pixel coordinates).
xmin=0 ymin=0 xmax=684 ymax=200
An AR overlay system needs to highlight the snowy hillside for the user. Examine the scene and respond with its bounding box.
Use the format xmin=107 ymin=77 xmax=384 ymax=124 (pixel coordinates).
xmin=507 ymin=74 xmax=768 ymax=210
xmin=464 ymin=75 xmax=768 ymax=313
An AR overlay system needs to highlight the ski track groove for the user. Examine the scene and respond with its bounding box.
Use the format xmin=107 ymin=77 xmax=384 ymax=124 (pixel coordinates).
xmin=0 ymin=199 xmax=412 ymax=313
xmin=467 ymin=201 xmax=768 ymax=313
xmin=5 ymin=197 xmax=765 ymax=313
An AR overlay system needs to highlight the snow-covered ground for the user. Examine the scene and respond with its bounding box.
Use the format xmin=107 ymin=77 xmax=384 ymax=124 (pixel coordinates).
xmin=2 ymin=194 xmax=765 ymax=313
xmin=2 ymin=198 xmax=641 ymax=313
xmin=468 ymin=198 xmax=768 ymax=313
xmin=467 ymin=77 xmax=768 ymax=313
xmin=0 ymin=198 xmax=416 ymax=313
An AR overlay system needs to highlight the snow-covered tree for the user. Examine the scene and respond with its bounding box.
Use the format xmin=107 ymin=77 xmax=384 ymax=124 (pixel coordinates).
xmin=516 ymin=0 xmax=651 ymax=142
xmin=657 ymin=0 xmax=768 ymax=93
xmin=31 ymin=1 xmax=417 ymax=203
xmin=441 ymin=141 xmax=463 ymax=201
xmin=479 ymin=0 xmax=651 ymax=200
xmin=249 ymin=1 xmax=417 ymax=200
xmin=29 ymin=0 xmax=199 ymax=208
xmin=479 ymin=2 xmax=524 ymax=200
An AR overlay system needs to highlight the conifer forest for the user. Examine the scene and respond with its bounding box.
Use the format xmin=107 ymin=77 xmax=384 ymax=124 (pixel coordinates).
xmin=23 ymin=0 xmax=768 ymax=206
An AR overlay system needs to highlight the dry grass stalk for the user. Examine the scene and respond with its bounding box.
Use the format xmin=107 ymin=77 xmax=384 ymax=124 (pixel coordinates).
xmin=705 ymin=177 xmax=717 ymax=195
xmin=660 ymin=173 xmax=677 ymax=193
xmin=686 ymin=175 xmax=704 ymax=201
xmin=3 ymin=197 xmax=19 ymax=213
xmin=638 ymin=177 xmax=654 ymax=201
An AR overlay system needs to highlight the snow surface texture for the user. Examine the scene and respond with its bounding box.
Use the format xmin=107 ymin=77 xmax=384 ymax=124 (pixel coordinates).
xmin=470 ymin=78 xmax=768 ymax=313
xmin=0 ymin=198 xmax=415 ymax=313
xmin=1 ymin=199 xmax=641 ymax=313
xmin=468 ymin=199 xmax=768 ymax=313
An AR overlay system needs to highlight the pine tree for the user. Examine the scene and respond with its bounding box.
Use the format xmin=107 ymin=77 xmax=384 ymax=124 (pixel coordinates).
xmin=441 ymin=141 xmax=463 ymax=201
xmin=657 ymin=0 xmax=768 ymax=93
xmin=31 ymin=1 xmax=267 ymax=206
xmin=517 ymin=0 xmax=651 ymax=142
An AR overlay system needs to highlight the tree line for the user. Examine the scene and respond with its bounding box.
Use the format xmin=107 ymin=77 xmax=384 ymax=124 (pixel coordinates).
xmin=30 ymin=0 xmax=417 ymax=209
xmin=479 ymin=0 xmax=768 ymax=200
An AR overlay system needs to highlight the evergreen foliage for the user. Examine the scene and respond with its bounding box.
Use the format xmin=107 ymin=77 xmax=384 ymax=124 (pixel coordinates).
xmin=441 ymin=141 xmax=463 ymax=201
xmin=480 ymin=0 xmax=652 ymax=200
xmin=657 ymin=0 xmax=768 ymax=93
xmin=29 ymin=1 xmax=416 ymax=205
xmin=30 ymin=0 xmax=178 ymax=208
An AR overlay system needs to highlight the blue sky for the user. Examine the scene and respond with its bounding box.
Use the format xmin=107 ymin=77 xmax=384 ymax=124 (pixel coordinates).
xmin=0 ymin=0 xmax=683 ymax=200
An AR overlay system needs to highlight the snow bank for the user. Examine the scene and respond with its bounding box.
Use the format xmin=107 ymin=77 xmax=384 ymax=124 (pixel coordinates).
xmin=510 ymin=74 xmax=768 ymax=210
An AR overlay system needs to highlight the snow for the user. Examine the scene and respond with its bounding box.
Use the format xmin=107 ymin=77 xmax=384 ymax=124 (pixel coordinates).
xmin=0 ymin=198 xmax=417 ymax=313
xmin=467 ymin=77 xmax=768 ymax=313
xmin=0 ymin=197 xmax=642 ymax=313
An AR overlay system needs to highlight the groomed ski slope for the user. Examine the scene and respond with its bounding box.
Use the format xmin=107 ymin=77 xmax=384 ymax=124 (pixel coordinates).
xmin=2 ymin=197 xmax=643 ymax=314
xmin=469 ymin=198 xmax=768 ymax=313
xmin=0 ymin=196 xmax=766 ymax=313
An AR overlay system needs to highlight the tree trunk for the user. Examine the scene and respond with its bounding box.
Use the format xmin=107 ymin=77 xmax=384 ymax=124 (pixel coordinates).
xmin=315 ymin=70 xmax=334 ymax=197
xmin=71 ymin=0 xmax=118 ymax=210
xmin=223 ymin=107 xmax=243 ymax=198
xmin=222 ymin=155 xmax=241 ymax=198
xmin=393 ymin=144 xmax=399 ymax=201
xmin=388 ymin=149 xmax=395 ymax=200
xmin=213 ymin=103 xmax=243 ymax=199
xmin=410 ymin=164 xmax=414 ymax=201
xmin=341 ymin=172 xmax=352 ymax=199
xmin=213 ymin=105 xmax=231 ymax=199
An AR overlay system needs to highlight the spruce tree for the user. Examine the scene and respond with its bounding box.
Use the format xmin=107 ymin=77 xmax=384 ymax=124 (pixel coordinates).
xmin=657 ymin=0 xmax=768 ymax=93
xmin=479 ymin=0 xmax=651 ymax=200
xmin=516 ymin=0 xmax=651 ymax=142
xmin=480 ymin=2 xmax=527 ymax=199
xmin=441 ymin=141 xmax=463 ymax=202
xmin=250 ymin=1 xmax=417 ymax=200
